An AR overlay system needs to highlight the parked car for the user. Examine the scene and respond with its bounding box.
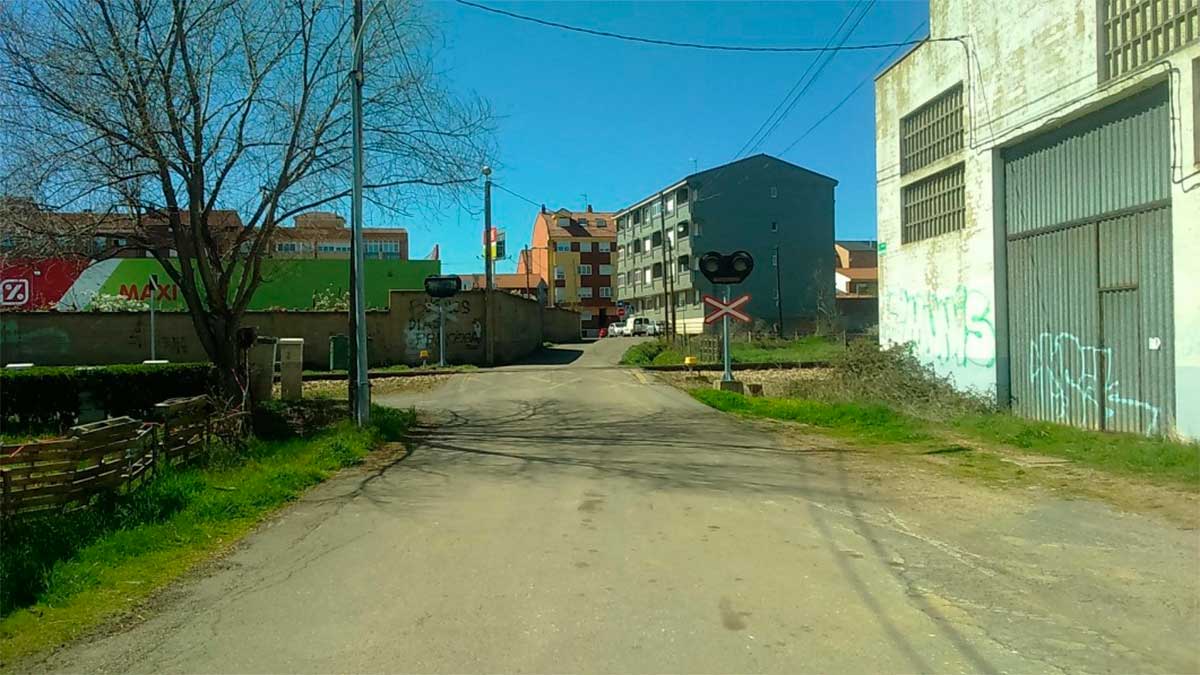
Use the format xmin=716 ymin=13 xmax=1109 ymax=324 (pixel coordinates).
xmin=607 ymin=322 xmax=625 ymax=337
xmin=622 ymin=316 xmax=661 ymax=336
xmin=643 ymin=320 xmax=664 ymax=336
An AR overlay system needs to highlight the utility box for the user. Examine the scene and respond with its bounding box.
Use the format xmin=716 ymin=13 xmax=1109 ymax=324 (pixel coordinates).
xmin=329 ymin=334 xmax=349 ymax=371
xmin=278 ymin=338 xmax=304 ymax=401
xmin=248 ymin=336 xmax=277 ymax=404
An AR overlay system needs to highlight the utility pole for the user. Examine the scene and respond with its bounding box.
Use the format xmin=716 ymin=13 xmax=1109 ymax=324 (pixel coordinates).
xmin=348 ymin=0 xmax=370 ymax=425
xmin=523 ymin=244 xmax=531 ymax=298
xmin=482 ymin=166 xmax=495 ymax=366
xmin=656 ymin=192 xmax=673 ymax=339
xmin=774 ymin=243 xmax=784 ymax=338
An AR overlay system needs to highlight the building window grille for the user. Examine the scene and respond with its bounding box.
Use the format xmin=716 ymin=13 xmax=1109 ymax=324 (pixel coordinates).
xmin=900 ymin=83 xmax=964 ymax=174
xmin=1101 ymin=0 xmax=1199 ymax=81
xmin=901 ymin=163 xmax=966 ymax=243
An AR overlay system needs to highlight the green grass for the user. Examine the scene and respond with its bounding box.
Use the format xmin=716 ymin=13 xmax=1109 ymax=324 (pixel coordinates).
xmin=954 ymin=414 xmax=1200 ymax=487
xmin=620 ymin=336 xmax=844 ymax=367
xmin=692 ymin=389 xmax=933 ymax=444
xmin=691 ymin=389 xmax=1200 ymax=489
xmin=0 ymin=405 xmax=415 ymax=664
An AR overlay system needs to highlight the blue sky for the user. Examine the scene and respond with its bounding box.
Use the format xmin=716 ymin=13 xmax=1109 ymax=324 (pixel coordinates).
xmin=398 ymin=0 xmax=929 ymax=274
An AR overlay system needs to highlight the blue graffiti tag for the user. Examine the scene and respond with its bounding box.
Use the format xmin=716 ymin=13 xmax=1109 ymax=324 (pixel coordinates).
xmin=884 ymin=285 xmax=996 ymax=369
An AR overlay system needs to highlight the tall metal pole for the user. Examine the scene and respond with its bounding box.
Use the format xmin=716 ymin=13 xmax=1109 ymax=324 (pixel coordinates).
xmin=482 ymin=166 xmax=494 ymax=366
xmin=656 ymin=192 xmax=672 ymax=339
xmin=721 ymin=284 xmax=732 ymax=382
xmin=149 ymin=288 xmax=156 ymax=361
xmin=774 ymin=243 xmax=784 ymax=338
xmin=438 ymin=299 xmax=447 ymax=367
xmin=349 ymin=0 xmax=370 ymax=425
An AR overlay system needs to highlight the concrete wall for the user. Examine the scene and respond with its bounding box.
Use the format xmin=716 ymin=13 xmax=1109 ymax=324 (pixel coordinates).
xmin=543 ymin=307 xmax=583 ymax=343
xmin=875 ymin=0 xmax=1200 ymax=435
xmin=1 ymin=290 xmax=579 ymax=369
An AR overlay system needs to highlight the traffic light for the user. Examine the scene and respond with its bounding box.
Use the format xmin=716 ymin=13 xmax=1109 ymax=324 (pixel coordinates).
xmin=424 ymin=275 xmax=463 ymax=298
xmin=699 ymin=250 xmax=755 ymax=284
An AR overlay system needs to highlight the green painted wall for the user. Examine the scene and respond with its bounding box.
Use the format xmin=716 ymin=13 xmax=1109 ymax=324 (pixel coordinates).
xmin=98 ymin=259 xmax=440 ymax=310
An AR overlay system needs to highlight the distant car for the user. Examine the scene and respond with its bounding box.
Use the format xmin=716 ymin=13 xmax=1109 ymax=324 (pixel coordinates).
xmin=643 ymin=320 xmax=664 ymax=336
xmin=622 ymin=316 xmax=660 ymax=336
xmin=607 ymin=322 xmax=625 ymax=337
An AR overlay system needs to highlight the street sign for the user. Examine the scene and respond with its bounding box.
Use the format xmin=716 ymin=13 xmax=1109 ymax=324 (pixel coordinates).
xmin=0 ymin=279 xmax=30 ymax=306
xmin=424 ymin=275 xmax=462 ymax=298
xmin=617 ymin=306 xmax=626 ymax=318
xmin=699 ymin=250 xmax=754 ymax=285
xmin=703 ymin=293 xmax=751 ymax=325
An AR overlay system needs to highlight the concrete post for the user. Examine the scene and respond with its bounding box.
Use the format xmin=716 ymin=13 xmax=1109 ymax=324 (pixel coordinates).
xmin=278 ymin=338 xmax=304 ymax=401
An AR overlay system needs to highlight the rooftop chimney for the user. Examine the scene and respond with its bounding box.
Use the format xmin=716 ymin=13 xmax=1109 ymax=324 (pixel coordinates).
xmin=586 ymin=204 xmax=593 ymax=213
xmin=540 ymin=204 xmax=547 ymax=214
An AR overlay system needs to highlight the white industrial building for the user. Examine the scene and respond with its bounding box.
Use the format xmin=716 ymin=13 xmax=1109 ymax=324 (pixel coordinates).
xmin=875 ymin=0 xmax=1198 ymax=438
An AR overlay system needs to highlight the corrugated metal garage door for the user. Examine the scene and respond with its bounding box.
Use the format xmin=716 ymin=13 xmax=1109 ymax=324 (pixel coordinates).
xmin=1003 ymin=84 xmax=1174 ymax=435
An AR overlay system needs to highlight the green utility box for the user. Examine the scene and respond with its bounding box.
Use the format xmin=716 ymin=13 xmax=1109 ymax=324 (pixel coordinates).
xmin=329 ymin=334 xmax=350 ymax=371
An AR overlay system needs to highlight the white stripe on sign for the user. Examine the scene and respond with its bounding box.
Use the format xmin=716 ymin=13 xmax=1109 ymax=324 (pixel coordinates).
xmin=703 ymin=293 xmax=752 ymax=324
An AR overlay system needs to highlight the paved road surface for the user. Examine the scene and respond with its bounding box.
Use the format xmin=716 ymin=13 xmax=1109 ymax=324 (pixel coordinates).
xmin=38 ymin=340 xmax=1200 ymax=673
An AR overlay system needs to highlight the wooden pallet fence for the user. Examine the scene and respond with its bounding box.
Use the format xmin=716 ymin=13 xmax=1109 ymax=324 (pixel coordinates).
xmin=1 ymin=397 xmax=246 ymax=520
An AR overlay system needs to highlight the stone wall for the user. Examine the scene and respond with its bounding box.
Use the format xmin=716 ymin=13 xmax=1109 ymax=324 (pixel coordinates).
xmin=0 ymin=290 xmax=578 ymax=369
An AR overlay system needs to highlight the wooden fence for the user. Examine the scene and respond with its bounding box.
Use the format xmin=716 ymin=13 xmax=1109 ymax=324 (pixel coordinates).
xmin=0 ymin=397 xmax=246 ymax=520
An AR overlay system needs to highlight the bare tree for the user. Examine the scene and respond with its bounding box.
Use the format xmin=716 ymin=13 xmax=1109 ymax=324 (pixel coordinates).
xmin=0 ymin=0 xmax=492 ymax=395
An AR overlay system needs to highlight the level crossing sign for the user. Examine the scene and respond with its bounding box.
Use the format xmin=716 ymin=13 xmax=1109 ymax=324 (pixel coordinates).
xmin=703 ymin=293 xmax=751 ymax=324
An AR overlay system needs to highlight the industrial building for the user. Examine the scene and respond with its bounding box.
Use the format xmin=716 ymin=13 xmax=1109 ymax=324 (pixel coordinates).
xmin=875 ymin=0 xmax=1199 ymax=437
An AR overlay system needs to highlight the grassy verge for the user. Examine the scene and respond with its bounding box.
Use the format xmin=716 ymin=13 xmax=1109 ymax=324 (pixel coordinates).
xmin=691 ymin=389 xmax=1199 ymax=489
xmin=0 ymin=405 xmax=415 ymax=664
xmin=621 ymin=336 xmax=843 ymax=366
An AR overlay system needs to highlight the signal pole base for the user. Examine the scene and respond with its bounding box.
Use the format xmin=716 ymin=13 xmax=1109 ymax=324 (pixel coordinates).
xmin=712 ymin=379 xmax=745 ymax=394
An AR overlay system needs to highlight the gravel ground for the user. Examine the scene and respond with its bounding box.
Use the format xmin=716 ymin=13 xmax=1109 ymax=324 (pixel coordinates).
xmin=274 ymin=375 xmax=452 ymax=400
xmin=653 ymin=367 xmax=832 ymax=397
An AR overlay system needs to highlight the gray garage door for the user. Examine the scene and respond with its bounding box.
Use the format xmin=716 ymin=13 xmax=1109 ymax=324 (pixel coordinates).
xmin=1003 ymin=84 xmax=1174 ymax=435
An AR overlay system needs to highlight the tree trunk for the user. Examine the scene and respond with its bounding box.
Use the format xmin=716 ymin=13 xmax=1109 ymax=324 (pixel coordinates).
xmin=187 ymin=310 xmax=244 ymax=407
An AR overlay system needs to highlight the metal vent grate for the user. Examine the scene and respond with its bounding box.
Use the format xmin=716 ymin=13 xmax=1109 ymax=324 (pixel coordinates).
xmin=901 ymin=163 xmax=966 ymax=243
xmin=900 ymin=83 xmax=964 ymax=175
xmin=1101 ymin=0 xmax=1199 ymax=80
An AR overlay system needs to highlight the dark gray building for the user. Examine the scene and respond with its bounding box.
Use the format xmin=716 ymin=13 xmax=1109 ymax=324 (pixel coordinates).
xmin=614 ymin=154 xmax=836 ymax=334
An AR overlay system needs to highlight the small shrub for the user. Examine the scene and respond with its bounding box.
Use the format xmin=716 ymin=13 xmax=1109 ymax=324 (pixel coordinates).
xmin=251 ymin=399 xmax=347 ymax=439
xmin=620 ymin=341 xmax=668 ymax=366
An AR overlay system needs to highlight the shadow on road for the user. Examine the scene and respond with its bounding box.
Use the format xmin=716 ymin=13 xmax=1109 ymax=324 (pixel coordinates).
xmin=511 ymin=345 xmax=585 ymax=366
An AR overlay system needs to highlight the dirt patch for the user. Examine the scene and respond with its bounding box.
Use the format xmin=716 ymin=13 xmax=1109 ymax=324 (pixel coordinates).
xmin=653 ymin=368 xmax=832 ymax=397
xmin=295 ymin=375 xmax=451 ymax=400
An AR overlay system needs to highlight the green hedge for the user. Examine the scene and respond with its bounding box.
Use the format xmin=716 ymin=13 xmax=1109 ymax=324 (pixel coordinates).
xmin=0 ymin=363 xmax=215 ymax=431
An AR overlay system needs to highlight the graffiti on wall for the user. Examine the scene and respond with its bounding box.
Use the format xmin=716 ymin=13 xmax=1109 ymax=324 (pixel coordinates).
xmin=885 ymin=285 xmax=995 ymax=368
xmin=404 ymin=297 xmax=480 ymax=359
xmin=1028 ymin=332 xmax=1160 ymax=434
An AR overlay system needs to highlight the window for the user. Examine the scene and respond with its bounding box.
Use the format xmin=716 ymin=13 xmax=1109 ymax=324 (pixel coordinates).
xmin=556 ymin=242 xmax=570 ymax=252
xmin=578 ymin=218 xmax=588 ymax=227
xmin=632 ymin=210 xmax=642 ymax=225
xmin=275 ymin=242 xmax=300 ymax=252
xmin=579 ymin=264 xmax=592 ymax=275
xmin=319 ymin=242 xmax=351 ymax=253
xmin=93 ymin=236 xmax=107 ymax=252
xmin=1101 ymin=0 xmax=1199 ymax=81
xmin=692 ymin=222 xmax=702 ymax=237
xmin=676 ymin=186 xmax=689 ymax=204
xmin=580 ymin=241 xmax=592 ymax=253
xmin=599 ymin=286 xmax=612 ymax=298
xmin=598 ymin=241 xmax=611 ymax=252
xmin=599 ymin=264 xmax=613 ymax=275
xmin=643 ymin=268 xmax=652 ymax=284
xmin=580 ymin=310 xmax=593 ymax=320
xmin=643 ymin=239 xmax=652 ymax=253
xmin=772 ymin=253 xmax=778 ymax=267
xmin=676 ymin=221 xmax=689 ymax=237
xmin=902 ymin=163 xmax=966 ymax=243
xmin=677 ymin=255 xmax=689 ymax=273
xmin=770 ymin=221 xmax=778 ymax=233
xmin=769 ymin=186 xmax=777 ymax=198
xmin=631 ymin=238 xmax=641 ymax=253
xmin=554 ymin=266 xmax=565 ymax=280
xmin=595 ymin=218 xmax=607 ymax=228
xmin=618 ymin=272 xmax=626 ymax=287
xmin=900 ymin=83 xmax=964 ymax=174
xmin=665 ymin=197 xmax=675 ymax=213
xmin=650 ymin=231 xmax=662 ymax=248
xmin=557 ymin=217 xmax=570 ymax=227
xmin=578 ymin=287 xmax=593 ymax=298
xmin=652 ymin=262 xmax=663 ymax=279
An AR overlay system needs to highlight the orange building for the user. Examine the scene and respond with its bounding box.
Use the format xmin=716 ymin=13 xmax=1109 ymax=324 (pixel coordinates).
xmin=517 ymin=205 xmax=617 ymax=337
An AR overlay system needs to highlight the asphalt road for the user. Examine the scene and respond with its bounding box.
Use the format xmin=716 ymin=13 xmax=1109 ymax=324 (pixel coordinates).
xmin=38 ymin=339 xmax=1200 ymax=673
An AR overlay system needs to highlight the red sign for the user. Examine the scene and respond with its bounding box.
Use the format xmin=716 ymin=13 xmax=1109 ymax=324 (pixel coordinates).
xmin=617 ymin=306 xmax=626 ymax=318
xmin=703 ymin=293 xmax=751 ymax=324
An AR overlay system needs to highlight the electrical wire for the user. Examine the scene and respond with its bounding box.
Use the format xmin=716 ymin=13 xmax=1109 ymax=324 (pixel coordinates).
xmin=492 ymin=182 xmax=543 ymax=208
xmin=740 ymin=0 xmax=877 ymax=157
xmin=778 ymin=20 xmax=928 ymax=157
xmin=453 ymin=0 xmax=956 ymax=54
xmin=731 ymin=1 xmax=864 ymax=159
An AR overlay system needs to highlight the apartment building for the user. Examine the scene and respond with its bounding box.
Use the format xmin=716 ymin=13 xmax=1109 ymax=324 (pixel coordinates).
xmin=271 ymin=212 xmax=408 ymax=260
xmin=615 ymin=154 xmax=837 ymax=335
xmin=518 ymin=206 xmax=617 ymax=337
xmin=875 ymin=0 xmax=1199 ymax=437
xmin=835 ymin=240 xmax=879 ymax=296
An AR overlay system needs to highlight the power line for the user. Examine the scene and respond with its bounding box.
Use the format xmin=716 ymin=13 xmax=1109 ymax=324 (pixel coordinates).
xmin=492 ymin=182 xmax=543 ymax=208
xmin=454 ymin=0 xmax=952 ymax=54
xmin=731 ymin=1 xmax=863 ymax=159
xmin=779 ymin=21 xmax=928 ymax=157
